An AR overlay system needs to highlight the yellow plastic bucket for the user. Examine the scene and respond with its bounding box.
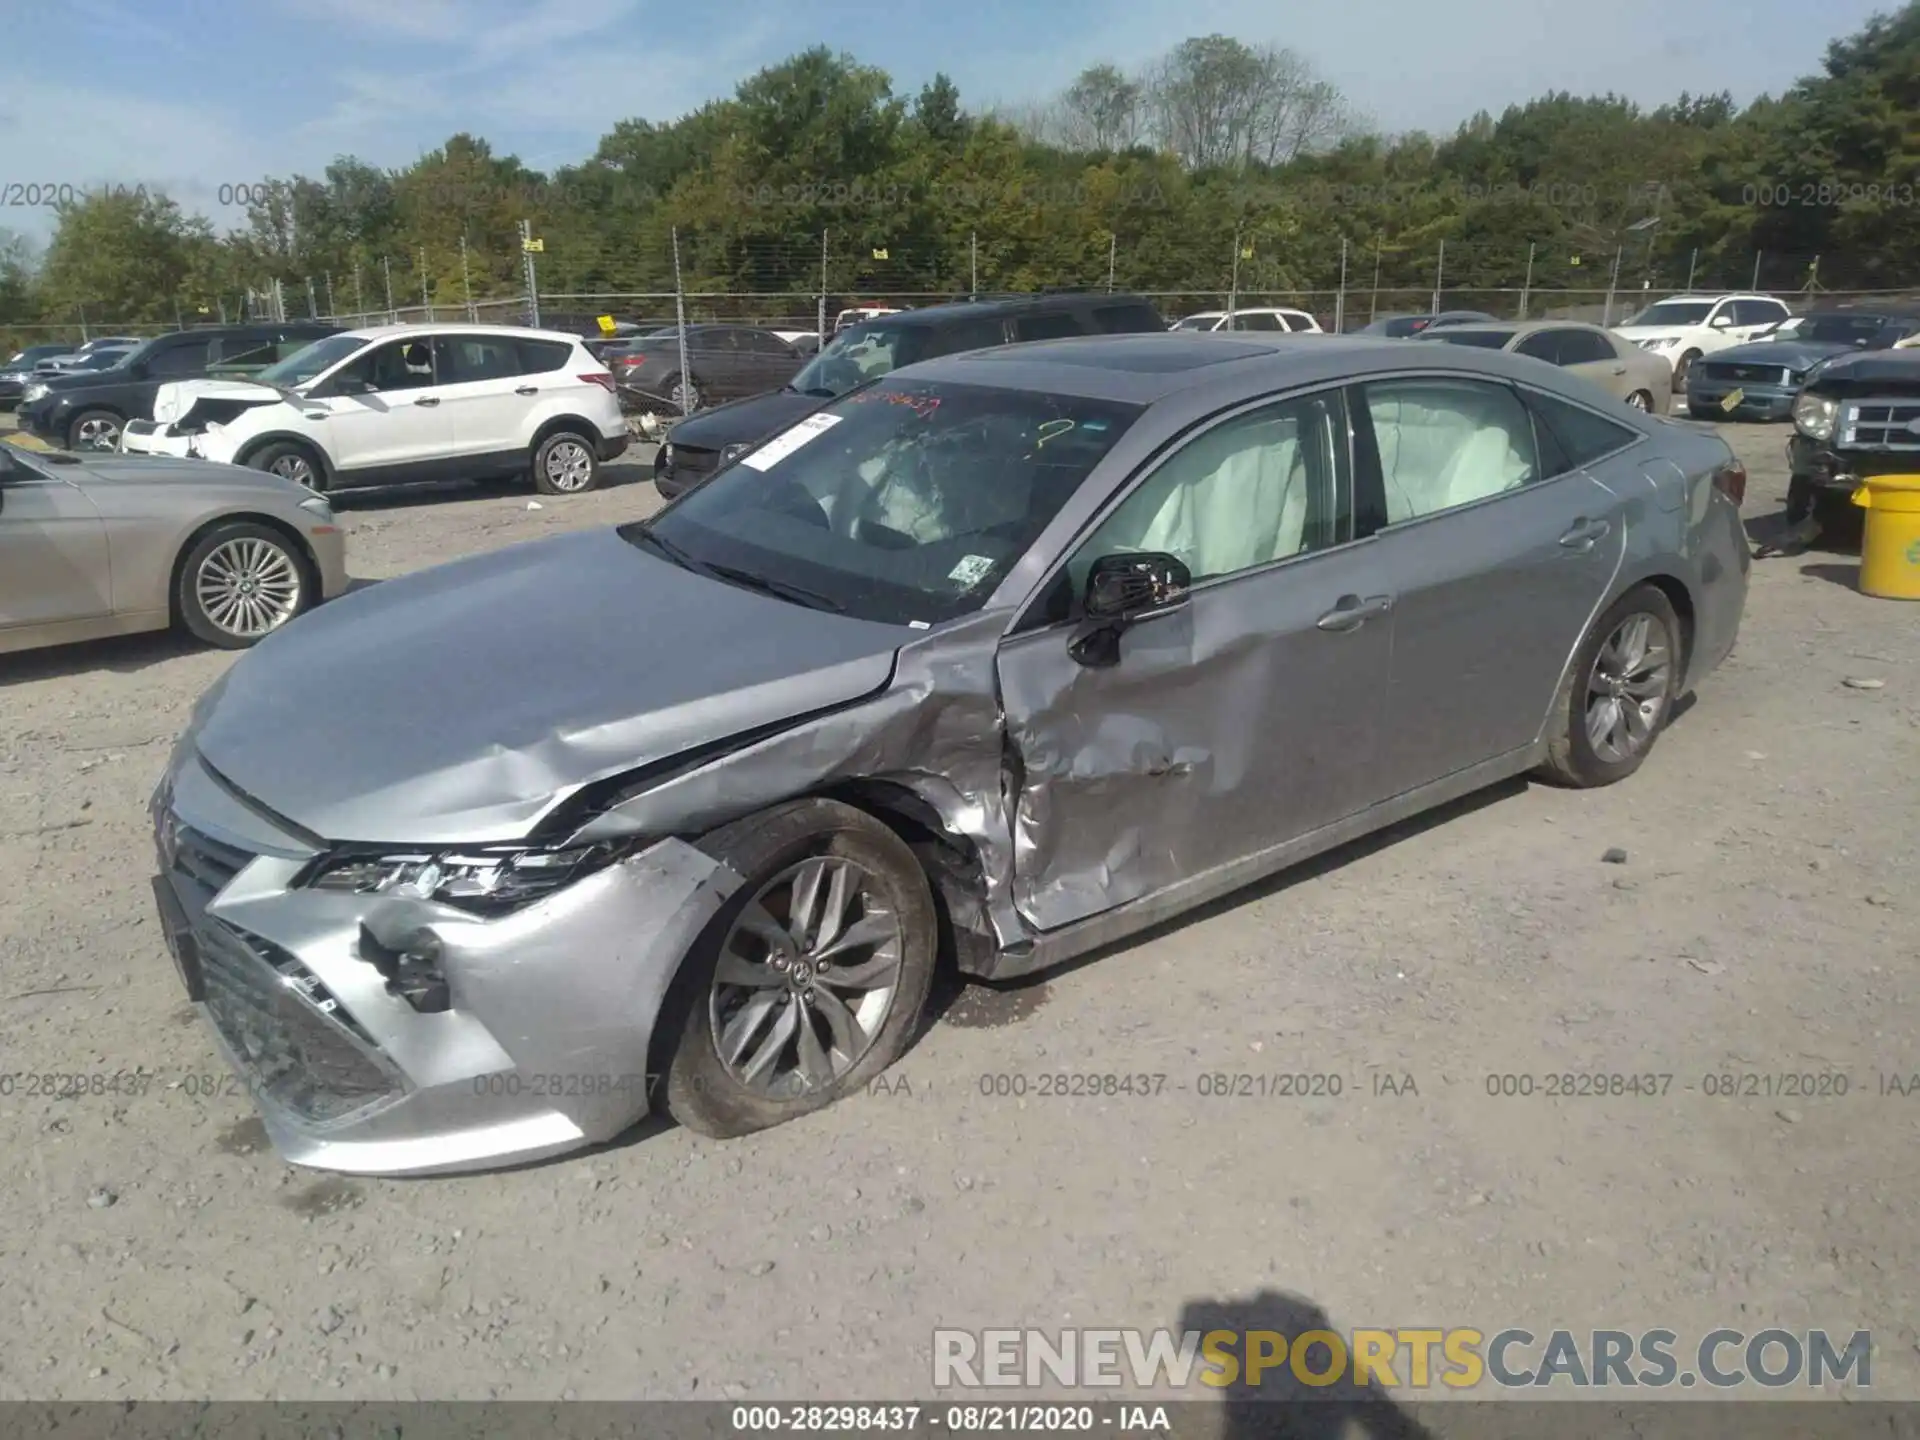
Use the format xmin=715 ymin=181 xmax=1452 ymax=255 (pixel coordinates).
xmin=1853 ymin=474 xmax=1920 ymax=600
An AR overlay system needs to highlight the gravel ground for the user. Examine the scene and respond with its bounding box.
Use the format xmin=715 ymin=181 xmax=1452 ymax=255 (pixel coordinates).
xmin=0 ymin=414 xmax=1915 ymax=1405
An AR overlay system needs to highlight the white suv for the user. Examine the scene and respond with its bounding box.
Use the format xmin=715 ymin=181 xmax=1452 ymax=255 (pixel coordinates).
xmin=118 ymin=324 xmax=630 ymax=495
xmin=1171 ymin=307 xmax=1324 ymax=334
xmin=1610 ymin=294 xmax=1792 ymax=392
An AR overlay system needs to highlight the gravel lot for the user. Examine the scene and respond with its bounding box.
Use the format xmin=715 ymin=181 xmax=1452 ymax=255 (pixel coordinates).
xmin=0 ymin=414 xmax=1915 ymax=1405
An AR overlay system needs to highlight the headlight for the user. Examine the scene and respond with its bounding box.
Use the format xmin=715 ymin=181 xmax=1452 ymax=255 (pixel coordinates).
xmin=721 ymin=441 xmax=753 ymax=464
xmin=22 ymin=382 xmax=48 ymax=402
xmin=301 ymin=842 xmax=628 ymax=915
xmin=1647 ymin=336 xmax=1679 ymax=350
xmin=1793 ymin=392 xmax=1839 ymax=440
xmin=297 ymin=495 xmax=333 ymax=520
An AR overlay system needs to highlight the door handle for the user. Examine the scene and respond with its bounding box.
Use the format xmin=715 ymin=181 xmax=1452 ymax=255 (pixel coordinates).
xmin=413 ymin=395 xmax=440 ymax=407
xmin=1316 ymin=593 xmax=1394 ymax=632
xmin=1611 ymin=365 xmax=1627 ymax=375
xmin=1559 ymin=517 xmax=1611 ymax=550
xmin=515 ymin=385 xmax=538 ymax=396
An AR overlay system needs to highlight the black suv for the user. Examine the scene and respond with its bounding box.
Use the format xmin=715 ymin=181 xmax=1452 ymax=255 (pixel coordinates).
xmin=1786 ymin=346 xmax=1920 ymax=524
xmin=17 ymin=322 xmax=339 ymax=451
xmin=653 ymin=293 xmax=1166 ymax=498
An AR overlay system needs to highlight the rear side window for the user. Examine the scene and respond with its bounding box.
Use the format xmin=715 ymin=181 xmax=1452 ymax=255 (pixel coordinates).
xmin=437 ymin=336 xmax=523 ymax=382
xmin=1014 ymin=311 xmax=1086 ymax=341
xmin=147 ymin=340 xmax=213 ymax=376
xmin=923 ymin=317 xmax=1009 ymax=358
xmin=1092 ymin=303 xmax=1162 ymax=334
xmin=1525 ymin=390 xmax=1641 ymax=476
xmin=518 ymin=338 xmax=573 ymax=373
xmin=1555 ymin=330 xmax=1616 ymax=365
xmin=1513 ymin=331 xmax=1563 ymax=363
xmin=1231 ymin=312 xmax=1282 ymax=331
xmin=211 ymin=334 xmax=279 ymax=369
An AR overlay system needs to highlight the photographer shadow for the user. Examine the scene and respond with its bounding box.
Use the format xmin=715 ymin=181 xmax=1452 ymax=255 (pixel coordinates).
xmin=1178 ymin=1291 xmax=1439 ymax=1440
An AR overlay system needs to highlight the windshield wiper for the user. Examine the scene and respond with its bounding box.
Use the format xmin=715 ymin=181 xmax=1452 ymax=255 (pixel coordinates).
xmin=792 ymin=385 xmax=838 ymax=398
xmin=699 ymin=560 xmax=846 ymax=613
xmin=629 ymin=524 xmax=705 ymax=574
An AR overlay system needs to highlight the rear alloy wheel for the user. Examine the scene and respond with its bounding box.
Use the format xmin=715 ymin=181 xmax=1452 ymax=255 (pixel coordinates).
xmin=247 ymin=441 xmax=324 ymax=491
xmin=67 ymin=409 xmax=122 ymax=451
xmin=177 ymin=521 xmax=311 ymax=649
xmin=657 ymin=799 xmax=938 ymax=1139
xmin=1536 ymin=583 xmax=1682 ymax=788
xmin=1625 ymin=390 xmax=1654 ymax=412
xmin=532 ymin=430 xmax=600 ymax=494
xmin=665 ymin=372 xmax=702 ymax=414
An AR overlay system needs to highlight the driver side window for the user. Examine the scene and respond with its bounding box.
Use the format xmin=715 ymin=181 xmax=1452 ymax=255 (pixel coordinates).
xmin=1068 ymin=389 xmax=1351 ymax=593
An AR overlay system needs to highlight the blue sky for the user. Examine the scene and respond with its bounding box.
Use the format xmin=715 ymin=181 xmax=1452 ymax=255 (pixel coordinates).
xmin=0 ymin=0 xmax=1892 ymax=244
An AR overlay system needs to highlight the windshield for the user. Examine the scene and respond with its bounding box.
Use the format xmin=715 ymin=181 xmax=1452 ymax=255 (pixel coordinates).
xmin=1765 ymin=314 xmax=1889 ymax=344
xmin=1419 ymin=328 xmax=1513 ymax=348
xmin=786 ymin=321 xmax=929 ymax=398
xmin=256 ymin=334 xmax=369 ymax=387
xmin=634 ymin=378 xmax=1142 ymax=625
xmin=1172 ymin=315 xmax=1221 ymax=331
xmin=1625 ymin=301 xmax=1714 ymax=327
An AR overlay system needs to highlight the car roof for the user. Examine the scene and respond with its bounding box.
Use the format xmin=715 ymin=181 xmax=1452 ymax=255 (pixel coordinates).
xmin=334 ymin=322 xmax=584 ymax=344
xmin=868 ymin=294 xmax=1159 ymax=329
xmin=1429 ymin=319 xmax=1607 ymax=335
xmin=901 ymin=332 xmax=1577 ymax=405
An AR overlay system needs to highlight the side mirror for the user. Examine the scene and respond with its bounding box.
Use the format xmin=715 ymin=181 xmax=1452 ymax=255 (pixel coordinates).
xmin=1069 ymin=551 xmax=1191 ymax=667
xmin=1709 ymin=314 xmax=1733 ymax=329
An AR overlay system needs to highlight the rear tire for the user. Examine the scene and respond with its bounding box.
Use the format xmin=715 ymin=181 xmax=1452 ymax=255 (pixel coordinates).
xmin=1626 ymin=390 xmax=1653 ymax=412
xmin=532 ymin=430 xmax=600 ymax=494
xmin=1535 ymin=583 xmax=1683 ymax=789
xmin=663 ymin=372 xmax=702 ymax=414
xmin=175 ymin=521 xmax=313 ymax=649
xmin=656 ymin=799 xmax=938 ymax=1140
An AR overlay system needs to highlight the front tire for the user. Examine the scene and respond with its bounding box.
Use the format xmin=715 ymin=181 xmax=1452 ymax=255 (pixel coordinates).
xmin=175 ymin=521 xmax=312 ymax=649
xmin=1672 ymin=349 xmax=1701 ymax=393
xmin=657 ymin=799 xmax=938 ymax=1140
xmin=1535 ymin=584 xmax=1683 ymax=789
xmin=1786 ymin=474 xmax=1815 ymax=526
xmin=246 ymin=440 xmax=326 ymax=491
xmin=1626 ymin=389 xmax=1653 ymax=412
xmin=532 ymin=430 xmax=601 ymax=494
xmin=67 ymin=408 xmax=122 ymax=451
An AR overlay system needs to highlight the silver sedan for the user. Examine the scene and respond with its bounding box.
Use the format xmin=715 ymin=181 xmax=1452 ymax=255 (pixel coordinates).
xmin=0 ymin=441 xmax=347 ymax=655
xmin=151 ymin=333 xmax=1749 ymax=1176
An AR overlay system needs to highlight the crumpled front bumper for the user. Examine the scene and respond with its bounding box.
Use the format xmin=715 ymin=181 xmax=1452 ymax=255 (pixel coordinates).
xmin=149 ymin=745 xmax=746 ymax=1176
xmin=118 ymin=419 xmax=198 ymax=458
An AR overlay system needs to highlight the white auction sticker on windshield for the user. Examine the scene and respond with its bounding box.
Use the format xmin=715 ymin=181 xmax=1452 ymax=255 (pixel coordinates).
xmin=948 ymin=554 xmax=996 ymax=587
xmin=741 ymin=412 xmax=842 ymax=470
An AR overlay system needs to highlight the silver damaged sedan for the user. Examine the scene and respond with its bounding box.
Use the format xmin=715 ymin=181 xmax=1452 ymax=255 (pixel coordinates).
xmin=150 ymin=334 xmax=1751 ymax=1175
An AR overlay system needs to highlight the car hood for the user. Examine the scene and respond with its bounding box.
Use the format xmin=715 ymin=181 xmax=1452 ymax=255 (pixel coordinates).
xmin=666 ymin=388 xmax=827 ymax=450
xmin=189 ymin=527 xmax=910 ymax=844
xmin=69 ymin=452 xmax=311 ymax=492
xmin=154 ymin=377 xmax=283 ymax=425
xmin=1709 ymin=339 xmax=1855 ymax=368
xmin=1802 ymin=350 xmax=1920 ymax=397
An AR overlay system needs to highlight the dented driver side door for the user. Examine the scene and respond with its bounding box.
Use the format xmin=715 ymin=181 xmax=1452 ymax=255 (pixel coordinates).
xmin=993 ymin=386 xmax=1397 ymax=935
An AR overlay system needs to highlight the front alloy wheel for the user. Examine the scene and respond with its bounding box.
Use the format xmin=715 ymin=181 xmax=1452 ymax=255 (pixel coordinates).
xmin=709 ymin=856 xmax=904 ymax=1096
xmin=656 ymin=798 xmax=938 ymax=1139
xmin=176 ymin=521 xmax=311 ymax=649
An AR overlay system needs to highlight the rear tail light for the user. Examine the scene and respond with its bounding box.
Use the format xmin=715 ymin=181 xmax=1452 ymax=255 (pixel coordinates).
xmin=1712 ymin=459 xmax=1747 ymax=506
xmin=579 ymin=373 xmax=616 ymax=393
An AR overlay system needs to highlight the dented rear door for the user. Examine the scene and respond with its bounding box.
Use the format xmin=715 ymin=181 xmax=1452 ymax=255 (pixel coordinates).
xmin=995 ymin=541 xmax=1396 ymax=935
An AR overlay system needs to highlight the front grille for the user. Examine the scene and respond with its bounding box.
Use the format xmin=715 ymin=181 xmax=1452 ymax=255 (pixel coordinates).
xmin=1839 ymin=396 xmax=1920 ymax=451
xmin=198 ymin=918 xmax=407 ymax=1126
xmin=162 ymin=820 xmax=254 ymax=909
xmin=665 ymin=444 xmax=718 ymax=479
xmin=1701 ymin=363 xmax=1789 ymax=386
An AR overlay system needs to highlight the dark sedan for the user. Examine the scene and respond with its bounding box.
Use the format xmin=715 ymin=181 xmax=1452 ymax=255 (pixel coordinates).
xmin=607 ymin=325 xmax=807 ymax=413
xmin=1686 ymin=309 xmax=1920 ymax=421
xmin=0 ymin=344 xmax=76 ymax=409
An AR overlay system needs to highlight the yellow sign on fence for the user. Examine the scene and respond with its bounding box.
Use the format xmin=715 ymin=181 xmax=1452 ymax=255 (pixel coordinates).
xmin=596 ymin=314 xmax=617 ymax=336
